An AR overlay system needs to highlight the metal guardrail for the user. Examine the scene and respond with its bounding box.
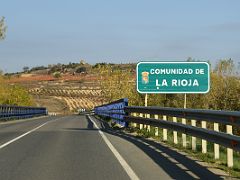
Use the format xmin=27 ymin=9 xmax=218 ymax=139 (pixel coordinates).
xmin=124 ymin=116 xmax=240 ymax=151
xmin=125 ymin=106 xmax=240 ymax=126
xmin=93 ymin=98 xmax=240 ymax=168
xmin=0 ymin=105 xmax=47 ymax=120
xmin=94 ymin=98 xmax=128 ymax=127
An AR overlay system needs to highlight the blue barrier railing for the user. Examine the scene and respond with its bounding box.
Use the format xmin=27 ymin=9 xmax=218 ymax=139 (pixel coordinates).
xmin=94 ymin=98 xmax=128 ymax=127
xmin=0 ymin=105 xmax=47 ymax=120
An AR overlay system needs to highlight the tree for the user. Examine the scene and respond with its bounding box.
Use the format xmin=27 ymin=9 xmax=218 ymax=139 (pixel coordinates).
xmin=53 ymin=72 xmax=61 ymax=78
xmin=98 ymin=66 xmax=144 ymax=106
xmin=0 ymin=17 xmax=6 ymax=40
xmin=76 ymin=66 xmax=87 ymax=73
xmin=215 ymin=59 xmax=234 ymax=76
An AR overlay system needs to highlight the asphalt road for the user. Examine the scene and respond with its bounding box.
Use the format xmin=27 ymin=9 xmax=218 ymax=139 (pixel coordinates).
xmin=0 ymin=115 xmax=223 ymax=180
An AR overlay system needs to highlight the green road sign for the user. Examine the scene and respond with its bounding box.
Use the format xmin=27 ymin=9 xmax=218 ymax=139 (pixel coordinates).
xmin=137 ymin=61 xmax=210 ymax=94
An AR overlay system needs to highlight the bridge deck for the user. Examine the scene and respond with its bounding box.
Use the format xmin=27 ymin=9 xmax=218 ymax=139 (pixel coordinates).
xmin=0 ymin=115 xmax=225 ymax=180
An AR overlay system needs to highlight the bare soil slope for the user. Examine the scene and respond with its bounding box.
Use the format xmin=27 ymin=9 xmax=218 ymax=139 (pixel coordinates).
xmin=9 ymin=74 xmax=104 ymax=114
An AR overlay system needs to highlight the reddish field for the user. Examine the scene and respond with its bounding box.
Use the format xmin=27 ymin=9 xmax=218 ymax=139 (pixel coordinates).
xmin=7 ymin=74 xmax=100 ymax=83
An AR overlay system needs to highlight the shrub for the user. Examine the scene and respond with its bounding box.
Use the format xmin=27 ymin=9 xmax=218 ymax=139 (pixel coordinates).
xmin=53 ymin=72 xmax=61 ymax=78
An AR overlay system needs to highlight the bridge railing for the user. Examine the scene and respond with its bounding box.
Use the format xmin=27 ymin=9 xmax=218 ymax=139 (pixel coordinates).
xmin=94 ymin=98 xmax=128 ymax=127
xmin=94 ymin=98 xmax=240 ymax=168
xmin=0 ymin=105 xmax=47 ymax=120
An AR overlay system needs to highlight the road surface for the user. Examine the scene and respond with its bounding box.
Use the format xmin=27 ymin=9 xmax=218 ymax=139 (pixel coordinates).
xmin=0 ymin=115 xmax=223 ymax=180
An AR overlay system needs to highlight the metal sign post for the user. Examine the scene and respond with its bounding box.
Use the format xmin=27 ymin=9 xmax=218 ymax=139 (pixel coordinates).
xmin=184 ymin=93 xmax=187 ymax=109
xmin=137 ymin=61 xmax=210 ymax=147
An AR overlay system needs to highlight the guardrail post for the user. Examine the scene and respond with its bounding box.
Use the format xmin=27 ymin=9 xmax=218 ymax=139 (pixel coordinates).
xmin=226 ymin=125 xmax=233 ymax=167
xmin=173 ymin=117 xmax=178 ymax=144
xmin=182 ymin=118 xmax=187 ymax=148
xmin=163 ymin=115 xmax=167 ymax=141
xmin=132 ymin=113 xmax=137 ymax=128
xmin=139 ymin=113 xmax=143 ymax=130
xmin=191 ymin=119 xmax=196 ymax=151
xmin=143 ymin=113 xmax=147 ymax=129
xmin=214 ymin=123 xmax=219 ymax=159
xmin=201 ymin=121 xmax=207 ymax=153
xmin=147 ymin=114 xmax=151 ymax=132
xmin=154 ymin=114 xmax=159 ymax=136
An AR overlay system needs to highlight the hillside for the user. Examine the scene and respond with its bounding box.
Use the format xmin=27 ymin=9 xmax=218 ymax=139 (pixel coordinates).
xmin=30 ymin=78 xmax=103 ymax=114
xmin=7 ymin=74 xmax=104 ymax=114
xmin=4 ymin=62 xmax=135 ymax=114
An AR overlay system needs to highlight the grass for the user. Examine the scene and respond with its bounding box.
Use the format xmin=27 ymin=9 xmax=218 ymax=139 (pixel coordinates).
xmin=127 ymin=123 xmax=240 ymax=178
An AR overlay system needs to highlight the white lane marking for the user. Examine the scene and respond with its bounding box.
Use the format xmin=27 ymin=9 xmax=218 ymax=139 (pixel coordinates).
xmin=0 ymin=116 xmax=69 ymax=150
xmin=0 ymin=122 xmax=49 ymax=149
xmin=0 ymin=116 xmax=44 ymax=125
xmin=88 ymin=116 xmax=140 ymax=180
xmin=89 ymin=117 xmax=201 ymax=179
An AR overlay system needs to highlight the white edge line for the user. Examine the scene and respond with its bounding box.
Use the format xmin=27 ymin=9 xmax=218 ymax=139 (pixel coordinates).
xmin=88 ymin=115 xmax=140 ymax=180
xmin=0 ymin=116 xmax=68 ymax=149
xmin=0 ymin=122 xmax=49 ymax=149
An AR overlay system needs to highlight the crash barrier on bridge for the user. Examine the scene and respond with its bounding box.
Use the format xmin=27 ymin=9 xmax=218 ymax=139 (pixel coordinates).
xmin=0 ymin=105 xmax=47 ymax=120
xmin=94 ymin=98 xmax=240 ymax=168
xmin=94 ymin=98 xmax=128 ymax=127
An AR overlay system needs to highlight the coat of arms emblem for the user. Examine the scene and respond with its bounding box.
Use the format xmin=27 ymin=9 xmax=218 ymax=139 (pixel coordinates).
xmin=141 ymin=71 xmax=149 ymax=84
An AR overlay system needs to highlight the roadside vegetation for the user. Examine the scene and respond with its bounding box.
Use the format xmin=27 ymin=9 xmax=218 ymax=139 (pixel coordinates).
xmin=98 ymin=58 xmax=240 ymax=111
xmin=0 ymin=76 xmax=34 ymax=106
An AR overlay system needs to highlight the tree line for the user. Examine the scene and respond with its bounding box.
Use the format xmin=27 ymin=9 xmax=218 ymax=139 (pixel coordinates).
xmin=98 ymin=59 xmax=240 ymax=111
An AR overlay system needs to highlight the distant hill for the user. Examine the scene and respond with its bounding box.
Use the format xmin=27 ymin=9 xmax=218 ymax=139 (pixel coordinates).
xmin=5 ymin=62 xmax=136 ymax=114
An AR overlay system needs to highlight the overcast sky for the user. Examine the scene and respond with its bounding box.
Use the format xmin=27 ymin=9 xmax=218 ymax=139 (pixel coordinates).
xmin=0 ymin=0 xmax=240 ymax=72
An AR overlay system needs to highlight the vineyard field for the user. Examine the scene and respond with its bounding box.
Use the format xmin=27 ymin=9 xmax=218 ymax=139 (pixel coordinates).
xmin=12 ymin=75 xmax=105 ymax=114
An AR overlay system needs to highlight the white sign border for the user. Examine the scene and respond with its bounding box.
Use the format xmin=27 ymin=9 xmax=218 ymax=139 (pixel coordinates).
xmin=136 ymin=61 xmax=210 ymax=94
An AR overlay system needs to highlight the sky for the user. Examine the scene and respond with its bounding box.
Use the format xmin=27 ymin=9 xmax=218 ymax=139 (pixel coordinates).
xmin=0 ymin=0 xmax=240 ymax=73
